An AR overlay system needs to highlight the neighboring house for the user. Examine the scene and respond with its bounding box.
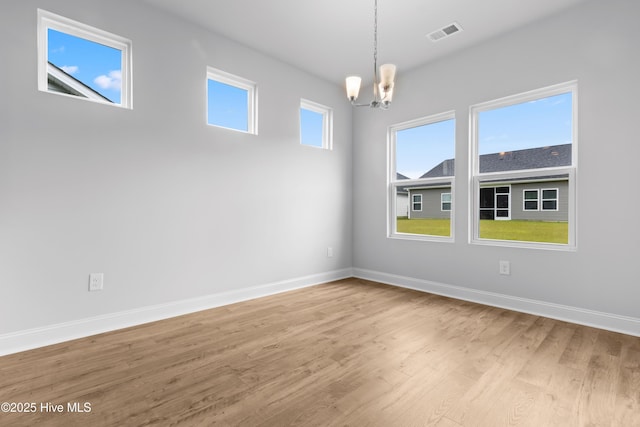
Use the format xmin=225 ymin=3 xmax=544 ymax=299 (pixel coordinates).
xmin=406 ymin=144 xmax=571 ymax=221
xmin=395 ymin=173 xmax=410 ymax=217
xmin=47 ymin=61 xmax=113 ymax=102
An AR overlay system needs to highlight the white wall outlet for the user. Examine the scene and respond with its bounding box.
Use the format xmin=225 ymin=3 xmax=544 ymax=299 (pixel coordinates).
xmin=499 ymin=260 xmax=510 ymax=276
xmin=327 ymin=247 xmax=334 ymax=258
xmin=89 ymin=273 xmax=104 ymax=291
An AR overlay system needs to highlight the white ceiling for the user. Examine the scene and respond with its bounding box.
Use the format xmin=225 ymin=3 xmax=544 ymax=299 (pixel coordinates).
xmin=144 ymin=0 xmax=588 ymax=85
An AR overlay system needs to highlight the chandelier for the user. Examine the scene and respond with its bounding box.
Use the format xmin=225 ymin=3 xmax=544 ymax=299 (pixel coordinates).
xmin=345 ymin=0 xmax=397 ymax=109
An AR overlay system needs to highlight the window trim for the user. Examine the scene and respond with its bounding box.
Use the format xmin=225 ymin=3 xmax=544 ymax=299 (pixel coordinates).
xmin=206 ymin=66 xmax=258 ymax=134
xmin=412 ymin=194 xmax=423 ymax=212
xmin=469 ymin=81 xmax=577 ymax=250
xmin=388 ymin=111 xmax=456 ymax=242
xmin=300 ymin=99 xmax=333 ymax=150
xmin=541 ymin=188 xmax=559 ymax=211
xmin=523 ymin=189 xmax=540 ymax=211
xmin=37 ymin=9 xmax=133 ymax=109
xmin=441 ymin=192 xmax=452 ymax=212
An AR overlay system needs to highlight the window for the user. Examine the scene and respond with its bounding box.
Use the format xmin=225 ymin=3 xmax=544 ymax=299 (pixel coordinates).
xmin=207 ymin=67 xmax=257 ymax=134
xmin=300 ymin=99 xmax=333 ymax=149
xmin=37 ymin=9 xmax=132 ymax=108
xmin=522 ymin=188 xmax=559 ymax=211
xmin=412 ymin=194 xmax=423 ymax=211
xmin=523 ymin=189 xmax=539 ymax=211
xmin=441 ymin=193 xmax=452 ymax=211
xmin=389 ymin=111 xmax=455 ymax=240
xmin=542 ymin=188 xmax=559 ymax=211
xmin=470 ymin=82 xmax=577 ymax=249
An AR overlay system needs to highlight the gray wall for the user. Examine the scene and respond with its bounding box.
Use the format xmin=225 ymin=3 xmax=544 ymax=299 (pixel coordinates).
xmin=408 ymin=188 xmax=451 ymax=220
xmin=353 ymin=0 xmax=640 ymax=318
xmin=0 ymin=0 xmax=353 ymax=335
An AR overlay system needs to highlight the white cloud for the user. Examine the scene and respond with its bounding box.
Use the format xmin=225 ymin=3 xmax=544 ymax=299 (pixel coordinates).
xmin=60 ymin=65 xmax=79 ymax=75
xmin=94 ymin=70 xmax=122 ymax=91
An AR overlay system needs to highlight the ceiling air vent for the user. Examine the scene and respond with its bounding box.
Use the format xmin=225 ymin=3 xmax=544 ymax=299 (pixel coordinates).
xmin=427 ymin=22 xmax=463 ymax=42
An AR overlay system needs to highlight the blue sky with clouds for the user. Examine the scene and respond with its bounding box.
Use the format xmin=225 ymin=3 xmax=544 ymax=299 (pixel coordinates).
xmin=47 ymin=28 xmax=122 ymax=104
xmin=396 ymin=92 xmax=572 ymax=179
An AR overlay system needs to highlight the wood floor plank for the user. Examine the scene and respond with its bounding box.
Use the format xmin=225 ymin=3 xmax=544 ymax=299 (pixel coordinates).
xmin=0 ymin=278 xmax=638 ymax=426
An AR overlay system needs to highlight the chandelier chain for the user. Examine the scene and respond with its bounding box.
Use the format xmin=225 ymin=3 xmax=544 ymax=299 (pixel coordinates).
xmin=373 ymin=0 xmax=378 ymax=72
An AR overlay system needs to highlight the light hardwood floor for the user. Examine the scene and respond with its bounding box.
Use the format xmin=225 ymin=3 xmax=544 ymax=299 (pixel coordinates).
xmin=1 ymin=278 xmax=638 ymax=426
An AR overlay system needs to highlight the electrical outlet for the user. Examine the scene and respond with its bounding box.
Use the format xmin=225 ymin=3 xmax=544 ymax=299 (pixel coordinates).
xmin=89 ymin=273 xmax=104 ymax=291
xmin=327 ymin=247 xmax=334 ymax=258
xmin=499 ymin=261 xmax=510 ymax=276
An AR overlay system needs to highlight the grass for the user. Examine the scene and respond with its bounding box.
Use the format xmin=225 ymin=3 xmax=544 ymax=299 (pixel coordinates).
xmin=479 ymin=219 xmax=568 ymax=244
xmin=396 ymin=218 xmax=568 ymax=244
xmin=396 ymin=218 xmax=451 ymax=237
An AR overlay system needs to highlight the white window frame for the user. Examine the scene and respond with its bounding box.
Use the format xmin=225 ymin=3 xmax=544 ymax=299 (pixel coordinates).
xmin=37 ymin=9 xmax=132 ymax=109
xmin=469 ymin=81 xmax=577 ymax=250
xmin=441 ymin=192 xmax=452 ymax=212
xmin=523 ymin=189 xmax=540 ymax=211
xmin=388 ymin=111 xmax=455 ymax=242
xmin=541 ymin=188 xmax=560 ymax=211
xmin=299 ymin=99 xmax=333 ymax=150
xmin=206 ymin=67 xmax=258 ymax=135
xmin=412 ymin=194 xmax=423 ymax=212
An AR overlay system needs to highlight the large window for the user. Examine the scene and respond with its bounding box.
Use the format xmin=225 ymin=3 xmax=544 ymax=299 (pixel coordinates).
xmin=389 ymin=112 xmax=455 ymax=240
xmin=300 ymin=99 xmax=333 ymax=149
xmin=37 ymin=9 xmax=132 ymax=108
xmin=470 ymin=82 xmax=577 ymax=249
xmin=207 ymin=67 xmax=257 ymax=134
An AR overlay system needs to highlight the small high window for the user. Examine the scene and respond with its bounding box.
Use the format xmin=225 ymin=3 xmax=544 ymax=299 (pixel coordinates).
xmin=207 ymin=67 xmax=257 ymax=134
xmin=37 ymin=9 xmax=132 ymax=108
xmin=300 ymin=99 xmax=333 ymax=149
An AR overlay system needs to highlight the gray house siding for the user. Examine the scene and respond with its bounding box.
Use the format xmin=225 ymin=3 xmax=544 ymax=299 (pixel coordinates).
xmin=406 ymin=180 xmax=567 ymax=221
xmin=409 ymin=188 xmax=451 ymax=220
xmin=511 ymin=180 xmax=568 ymax=221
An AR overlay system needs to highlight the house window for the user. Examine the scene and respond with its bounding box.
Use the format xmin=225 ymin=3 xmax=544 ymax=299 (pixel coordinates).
xmin=441 ymin=193 xmax=452 ymax=211
xmin=412 ymin=194 xmax=423 ymax=211
xmin=300 ymin=99 xmax=333 ymax=149
xmin=542 ymin=188 xmax=559 ymax=211
xmin=389 ymin=111 xmax=455 ymax=240
xmin=207 ymin=67 xmax=257 ymax=134
xmin=37 ymin=9 xmax=132 ymax=108
xmin=523 ymin=189 xmax=539 ymax=211
xmin=470 ymin=81 xmax=577 ymax=249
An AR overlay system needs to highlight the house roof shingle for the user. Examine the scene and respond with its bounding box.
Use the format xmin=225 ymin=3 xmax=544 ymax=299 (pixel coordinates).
xmin=419 ymin=144 xmax=572 ymax=178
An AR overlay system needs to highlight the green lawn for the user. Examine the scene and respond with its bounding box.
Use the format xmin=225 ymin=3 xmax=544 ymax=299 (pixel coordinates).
xmin=479 ymin=219 xmax=568 ymax=244
xmin=396 ymin=218 xmax=568 ymax=243
xmin=396 ymin=218 xmax=451 ymax=237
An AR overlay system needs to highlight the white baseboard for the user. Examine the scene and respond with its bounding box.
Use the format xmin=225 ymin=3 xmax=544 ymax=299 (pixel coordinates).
xmin=353 ymin=268 xmax=640 ymax=337
xmin=0 ymin=268 xmax=354 ymax=357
